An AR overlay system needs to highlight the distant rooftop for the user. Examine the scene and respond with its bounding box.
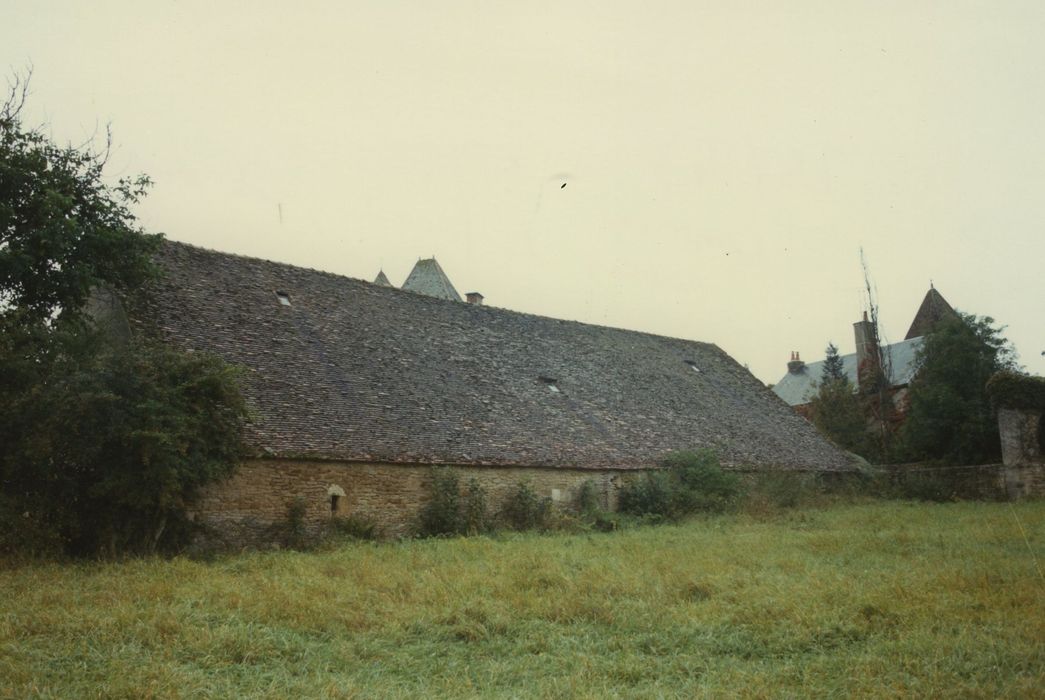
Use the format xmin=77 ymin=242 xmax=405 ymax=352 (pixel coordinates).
xmin=401 ymin=258 xmax=462 ymax=301
xmin=772 ymin=337 xmax=923 ymax=406
xmin=905 ymin=286 xmax=956 ymax=340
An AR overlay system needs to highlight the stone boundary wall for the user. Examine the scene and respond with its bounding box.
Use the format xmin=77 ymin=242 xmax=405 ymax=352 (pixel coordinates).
xmin=880 ymin=462 xmax=1045 ymax=501
xmin=188 ymin=459 xmax=636 ymax=547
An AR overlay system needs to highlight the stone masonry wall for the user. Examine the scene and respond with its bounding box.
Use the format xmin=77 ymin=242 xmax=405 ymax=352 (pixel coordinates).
xmin=998 ymin=407 xmax=1044 ymax=467
xmin=880 ymin=462 xmax=1045 ymax=501
xmin=189 ymin=459 xmax=632 ymax=546
xmin=996 ymin=407 xmax=1044 ymax=500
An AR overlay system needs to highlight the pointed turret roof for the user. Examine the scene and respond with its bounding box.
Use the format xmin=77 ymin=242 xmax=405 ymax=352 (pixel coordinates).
xmin=905 ymin=285 xmax=956 ymax=340
xmin=373 ymin=270 xmax=393 ymax=287
xmin=401 ymin=257 xmax=461 ymax=301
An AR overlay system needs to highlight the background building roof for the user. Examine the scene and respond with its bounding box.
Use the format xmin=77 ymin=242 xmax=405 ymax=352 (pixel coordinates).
xmin=401 ymin=258 xmax=462 ymax=301
xmin=905 ymin=286 xmax=957 ymax=340
xmin=772 ymin=337 xmax=923 ymax=406
xmin=134 ymin=241 xmax=855 ymax=471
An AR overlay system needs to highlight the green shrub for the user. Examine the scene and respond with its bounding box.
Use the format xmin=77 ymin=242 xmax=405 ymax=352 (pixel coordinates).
xmin=987 ymin=370 xmax=1045 ymax=411
xmin=573 ymin=479 xmax=621 ymax=532
xmin=268 ymin=497 xmax=313 ymax=550
xmin=1 ymin=332 xmax=249 ymax=557
xmin=0 ymin=494 xmax=64 ymax=559
xmin=328 ymin=514 xmax=379 ymax=541
xmin=619 ymin=450 xmax=743 ymax=520
xmin=500 ymin=480 xmax=552 ymax=531
xmin=461 ymin=478 xmax=490 ymax=535
xmin=745 ymin=471 xmax=819 ymax=512
xmin=618 ymin=470 xmax=673 ymax=519
xmin=667 ymin=450 xmax=743 ymax=513
xmin=419 ymin=468 xmax=462 ymax=537
xmin=574 ymin=479 xmax=603 ymax=514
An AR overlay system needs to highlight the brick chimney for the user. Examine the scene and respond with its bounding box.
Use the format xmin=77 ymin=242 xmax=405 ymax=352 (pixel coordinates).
xmin=466 ymin=292 xmax=484 ymax=306
xmin=787 ymin=351 xmax=805 ymax=374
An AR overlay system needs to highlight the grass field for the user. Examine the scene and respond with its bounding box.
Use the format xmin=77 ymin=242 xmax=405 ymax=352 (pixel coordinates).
xmin=1 ymin=501 xmax=1043 ymax=698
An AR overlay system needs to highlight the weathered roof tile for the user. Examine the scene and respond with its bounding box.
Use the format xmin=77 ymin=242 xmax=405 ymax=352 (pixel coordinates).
xmin=134 ymin=241 xmax=855 ymax=471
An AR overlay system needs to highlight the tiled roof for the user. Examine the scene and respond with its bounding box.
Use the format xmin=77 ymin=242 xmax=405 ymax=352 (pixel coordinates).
xmin=905 ymin=287 xmax=956 ymax=340
xmin=133 ymin=241 xmax=856 ymax=471
xmin=372 ymin=270 xmax=393 ymax=287
xmin=401 ymin=258 xmax=461 ymax=301
xmin=772 ymin=337 xmax=923 ymax=406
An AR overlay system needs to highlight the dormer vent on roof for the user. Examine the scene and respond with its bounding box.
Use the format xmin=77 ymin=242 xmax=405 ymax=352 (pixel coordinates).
xmin=275 ymin=291 xmax=291 ymax=306
xmin=538 ymin=376 xmax=560 ymax=393
xmin=684 ymin=359 xmax=701 ymax=373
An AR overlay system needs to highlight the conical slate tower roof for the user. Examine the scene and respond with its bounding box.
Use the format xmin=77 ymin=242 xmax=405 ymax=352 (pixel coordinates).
xmin=401 ymin=257 xmax=461 ymax=301
xmin=905 ymin=286 xmax=956 ymax=340
xmin=373 ymin=270 xmax=393 ymax=287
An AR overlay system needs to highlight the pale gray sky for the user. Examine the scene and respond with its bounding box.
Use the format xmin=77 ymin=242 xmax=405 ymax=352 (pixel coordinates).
xmin=5 ymin=1 xmax=1043 ymax=382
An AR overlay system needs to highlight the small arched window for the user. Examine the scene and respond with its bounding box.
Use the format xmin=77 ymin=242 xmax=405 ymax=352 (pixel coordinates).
xmin=326 ymin=484 xmax=346 ymax=517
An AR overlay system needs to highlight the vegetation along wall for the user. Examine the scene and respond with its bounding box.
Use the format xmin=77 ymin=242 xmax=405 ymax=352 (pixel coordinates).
xmin=188 ymin=460 xmax=632 ymax=545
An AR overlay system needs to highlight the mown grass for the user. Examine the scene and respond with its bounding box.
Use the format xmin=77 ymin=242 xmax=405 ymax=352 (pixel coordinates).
xmin=1 ymin=501 xmax=1043 ymax=698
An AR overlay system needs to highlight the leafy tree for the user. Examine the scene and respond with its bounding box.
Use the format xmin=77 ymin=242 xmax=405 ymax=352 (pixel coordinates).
xmin=1 ymin=331 xmax=248 ymax=555
xmin=809 ymin=376 xmax=868 ymax=456
xmin=1 ymin=73 xmax=159 ymax=327
xmin=900 ymin=313 xmax=1018 ymax=465
xmin=806 ymin=342 xmax=869 ymax=456
xmin=0 ymin=76 xmax=247 ymax=556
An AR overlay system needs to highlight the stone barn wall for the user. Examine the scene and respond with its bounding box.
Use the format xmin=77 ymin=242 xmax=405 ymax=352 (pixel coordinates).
xmin=189 ymin=459 xmax=633 ymax=547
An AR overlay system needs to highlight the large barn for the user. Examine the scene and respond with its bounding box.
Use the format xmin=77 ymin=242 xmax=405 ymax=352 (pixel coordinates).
xmin=127 ymin=240 xmax=855 ymax=541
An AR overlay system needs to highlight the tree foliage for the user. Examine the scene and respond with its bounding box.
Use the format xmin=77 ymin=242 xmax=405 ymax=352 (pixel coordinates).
xmin=809 ymin=381 xmax=867 ymax=456
xmin=1 ymin=330 xmax=249 ymax=555
xmin=900 ymin=313 xmax=1018 ymax=465
xmin=986 ymin=370 xmax=1045 ymax=411
xmin=806 ymin=342 xmax=870 ymax=456
xmin=821 ymin=342 xmax=845 ymax=384
xmin=0 ymin=75 xmax=247 ymax=556
xmin=1 ymin=73 xmax=159 ymax=327
xmin=619 ymin=450 xmax=742 ymax=519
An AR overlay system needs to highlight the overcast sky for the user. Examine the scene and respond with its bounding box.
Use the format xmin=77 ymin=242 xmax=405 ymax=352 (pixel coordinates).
xmin=5 ymin=1 xmax=1043 ymax=382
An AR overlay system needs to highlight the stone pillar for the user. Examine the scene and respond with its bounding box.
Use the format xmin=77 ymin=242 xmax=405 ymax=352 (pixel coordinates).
xmin=998 ymin=407 xmax=1042 ymax=467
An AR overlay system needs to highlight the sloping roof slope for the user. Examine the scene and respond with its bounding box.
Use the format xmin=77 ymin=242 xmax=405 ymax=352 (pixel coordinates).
xmin=772 ymin=337 xmax=923 ymax=406
xmin=905 ymin=287 xmax=955 ymax=340
xmin=135 ymin=241 xmax=855 ymax=471
xmin=401 ymin=258 xmax=461 ymax=301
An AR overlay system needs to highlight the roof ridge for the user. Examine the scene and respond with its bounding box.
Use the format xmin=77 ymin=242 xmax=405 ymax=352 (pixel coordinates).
xmin=157 ymin=238 xmax=724 ymax=351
